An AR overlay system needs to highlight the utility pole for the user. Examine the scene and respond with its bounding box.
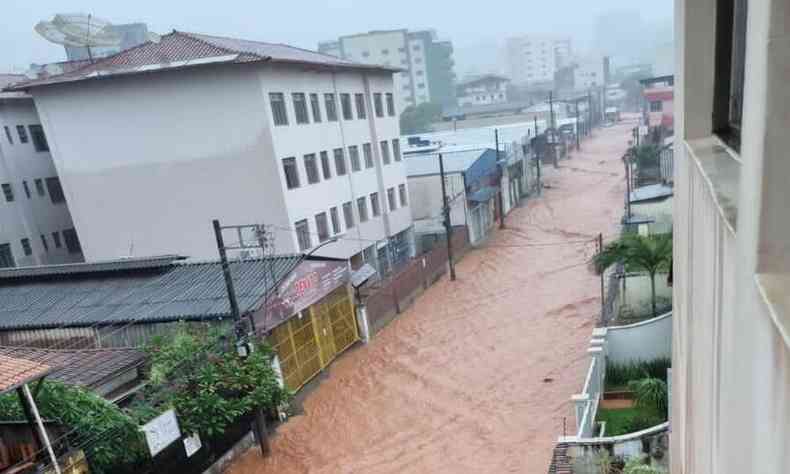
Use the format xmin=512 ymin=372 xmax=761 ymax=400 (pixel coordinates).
xmin=495 ymin=129 xmax=505 ymax=229
xmin=548 ymin=91 xmax=558 ymax=168
xmin=625 ymin=152 xmax=633 ymax=220
xmin=587 ymin=89 xmax=593 ymax=132
xmin=598 ymin=233 xmax=605 ymax=325
xmin=534 ymin=117 xmax=542 ymax=196
xmin=212 ymin=219 xmax=272 ymax=457
xmin=438 ymin=153 xmax=456 ymax=281
xmin=575 ymin=100 xmax=581 ymax=150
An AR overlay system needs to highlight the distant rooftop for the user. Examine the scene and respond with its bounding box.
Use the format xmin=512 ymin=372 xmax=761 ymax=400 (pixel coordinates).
xmin=7 ymin=30 xmax=399 ymax=91
xmin=457 ymin=74 xmax=510 ymax=88
xmin=405 ymin=148 xmax=495 ymax=177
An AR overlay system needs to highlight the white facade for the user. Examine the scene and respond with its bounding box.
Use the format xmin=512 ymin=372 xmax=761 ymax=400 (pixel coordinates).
xmin=28 ymin=64 xmax=413 ymax=266
xmin=0 ymin=83 xmax=82 ymax=267
xmin=457 ymin=76 xmax=509 ymax=107
xmin=673 ymin=0 xmax=790 ymax=472
xmin=573 ymin=57 xmax=606 ymax=90
xmin=505 ymin=35 xmax=572 ymax=85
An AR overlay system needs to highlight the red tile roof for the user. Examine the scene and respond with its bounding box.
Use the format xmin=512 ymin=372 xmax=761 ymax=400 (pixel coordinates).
xmin=7 ymin=30 xmax=399 ymax=91
xmin=0 ymin=354 xmax=51 ymax=395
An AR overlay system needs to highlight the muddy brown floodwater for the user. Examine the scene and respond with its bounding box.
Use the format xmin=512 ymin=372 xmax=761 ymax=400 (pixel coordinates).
xmin=227 ymin=119 xmax=634 ymax=474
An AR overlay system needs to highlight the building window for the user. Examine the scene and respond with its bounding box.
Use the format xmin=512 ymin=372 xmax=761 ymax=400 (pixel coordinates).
xmin=282 ymin=157 xmax=300 ymax=189
xmin=334 ymin=148 xmax=347 ymax=175
xmin=3 ymin=126 xmax=12 ymax=144
xmin=362 ymin=51 xmax=370 ymax=58
xmin=370 ymin=192 xmax=381 ymax=217
xmin=330 ymin=206 xmax=341 ymax=234
xmin=309 ymin=93 xmax=322 ymax=123
xmin=713 ymin=0 xmax=747 ymax=152
xmin=649 ymin=101 xmax=663 ymax=112
xmin=392 ymin=139 xmax=401 ymax=162
xmin=52 ymin=231 xmax=62 ymax=248
xmin=381 ymin=48 xmax=389 ymax=55
xmin=355 ymin=93 xmax=367 ymax=119
xmin=386 ymin=93 xmax=395 ymax=116
xmin=340 ymin=93 xmax=353 ymax=120
xmin=0 ymin=243 xmax=14 ymax=268
xmin=398 ymin=47 xmax=406 ymax=53
xmin=373 ymin=93 xmax=384 ymax=117
xmin=325 ymin=93 xmax=338 ymax=121
xmin=295 ymin=219 xmax=311 ymax=251
xmin=414 ymin=57 xmax=422 ymax=64
xmin=357 ymin=197 xmax=369 ymax=222
xmin=20 ymin=238 xmax=32 ymax=256
xmin=399 ymin=183 xmax=408 ymax=207
xmin=269 ymin=93 xmax=289 ymax=126
xmin=412 ymin=44 xmax=421 ymax=51
xmin=45 ymin=177 xmax=65 ymax=204
xmin=387 ymin=187 xmax=397 ymax=211
xmin=22 ymin=181 xmax=30 ymax=199
xmin=40 ymin=234 xmax=48 ymax=252
xmin=416 ymin=70 xmax=424 ymax=76
xmin=16 ymin=126 xmax=28 ymax=143
xmin=417 ymin=83 xmax=425 ymax=89
xmin=292 ymin=93 xmax=309 ymax=124
xmin=28 ymin=125 xmax=49 ymax=152
xmin=34 ymin=179 xmax=45 ymax=197
xmin=363 ymin=143 xmax=374 ymax=168
xmin=2 ymin=183 xmax=13 ymax=202
xmin=63 ymin=228 xmax=81 ymax=254
xmin=315 ymin=212 xmax=330 ymax=243
xmin=349 ymin=145 xmax=361 ymax=172
xmin=320 ymin=151 xmax=332 ymax=179
xmin=380 ymin=140 xmax=391 ymax=165
xmin=304 ymin=154 xmax=320 ymax=184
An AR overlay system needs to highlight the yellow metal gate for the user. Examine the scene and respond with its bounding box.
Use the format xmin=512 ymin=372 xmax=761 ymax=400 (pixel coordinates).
xmin=270 ymin=287 xmax=358 ymax=391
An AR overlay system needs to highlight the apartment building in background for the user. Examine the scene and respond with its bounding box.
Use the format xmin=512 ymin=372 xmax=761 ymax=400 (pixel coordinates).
xmin=319 ymin=29 xmax=456 ymax=110
xmin=673 ymin=0 xmax=790 ymax=472
xmin=505 ymin=34 xmax=572 ymax=85
xmin=0 ymin=74 xmax=82 ymax=268
xmin=7 ymin=31 xmax=414 ymax=273
xmin=456 ymin=74 xmax=509 ymax=106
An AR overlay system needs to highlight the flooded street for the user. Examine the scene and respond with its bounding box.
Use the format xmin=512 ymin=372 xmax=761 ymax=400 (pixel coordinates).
xmin=228 ymin=120 xmax=633 ymax=474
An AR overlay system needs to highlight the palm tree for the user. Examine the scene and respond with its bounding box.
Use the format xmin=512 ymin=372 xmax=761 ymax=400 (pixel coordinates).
xmin=595 ymin=233 xmax=672 ymax=318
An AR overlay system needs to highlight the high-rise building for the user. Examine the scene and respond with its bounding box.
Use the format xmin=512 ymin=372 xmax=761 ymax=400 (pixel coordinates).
xmin=319 ymin=29 xmax=456 ymax=111
xmin=65 ymin=23 xmax=149 ymax=61
xmin=505 ymin=35 xmax=573 ymax=86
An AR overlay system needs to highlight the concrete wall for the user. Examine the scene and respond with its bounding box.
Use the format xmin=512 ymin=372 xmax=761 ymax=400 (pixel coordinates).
xmin=673 ymin=0 xmax=790 ymax=472
xmin=32 ymin=64 xmax=410 ymax=262
xmin=617 ymin=272 xmax=673 ymax=319
xmin=0 ymin=97 xmax=80 ymax=266
xmin=631 ymin=197 xmax=673 ymax=235
xmin=605 ymin=312 xmax=672 ymax=364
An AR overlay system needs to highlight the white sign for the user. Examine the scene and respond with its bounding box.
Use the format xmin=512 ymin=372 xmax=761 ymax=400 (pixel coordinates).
xmin=183 ymin=433 xmax=202 ymax=458
xmin=142 ymin=409 xmax=181 ymax=457
xmin=638 ymin=125 xmax=648 ymax=136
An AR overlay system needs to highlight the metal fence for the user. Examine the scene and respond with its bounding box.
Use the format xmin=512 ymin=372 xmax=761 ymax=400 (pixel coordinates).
xmin=659 ymin=144 xmax=674 ymax=184
xmin=363 ymin=227 xmax=470 ymax=336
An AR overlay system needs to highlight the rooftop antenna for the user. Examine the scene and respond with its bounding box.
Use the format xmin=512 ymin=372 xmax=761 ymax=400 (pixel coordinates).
xmin=35 ymin=13 xmax=122 ymax=63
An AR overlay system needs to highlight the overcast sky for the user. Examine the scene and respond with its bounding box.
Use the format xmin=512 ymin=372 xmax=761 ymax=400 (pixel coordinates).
xmin=1 ymin=0 xmax=672 ymax=74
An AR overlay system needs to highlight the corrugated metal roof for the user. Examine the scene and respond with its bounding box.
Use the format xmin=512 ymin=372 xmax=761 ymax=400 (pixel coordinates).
xmin=0 ymin=255 xmax=303 ymax=330
xmin=6 ymin=31 xmax=399 ymax=91
xmin=0 ymin=346 xmax=144 ymax=390
xmin=630 ymin=183 xmax=674 ymax=203
xmin=0 ymin=254 xmax=187 ymax=279
xmin=405 ymin=148 xmax=493 ymax=176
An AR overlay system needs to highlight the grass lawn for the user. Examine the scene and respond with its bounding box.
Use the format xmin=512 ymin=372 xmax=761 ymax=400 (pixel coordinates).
xmin=597 ymin=407 xmax=641 ymax=436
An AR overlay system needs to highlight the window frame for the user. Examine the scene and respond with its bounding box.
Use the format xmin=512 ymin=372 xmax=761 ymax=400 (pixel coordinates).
xmin=392 ymin=138 xmax=401 ymax=162
xmin=282 ymin=157 xmax=301 ymax=189
xmin=0 ymin=243 xmax=14 ymax=269
xmin=16 ymin=126 xmax=28 ymax=144
xmin=355 ymin=93 xmax=367 ymax=119
xmin=325 ymin=93 xmax=338 ymax=121
xmin=22 ymin=181 xmax=30 ymax=199
xmin=52 ymin=231 xmax=62 ymax=249
xmin=370 ymin=192 xmax=381 ymax=217
xmin=357 ymin=196 xmax=369 ymax=222
xmin=333 ymin=148 xmax=347 ymax=176
xmin=349 ymin=145 xmax=361 ymax=172
xmin=304 ymin=153 xmax=320 ymax=184
xmin=399 ymin=183 xmax=408 ymax=207
xmin=315 ymin=212 xmax=330 ymax=243
xmin=3 ymin=126 xmax=12 ymax=144
xmin=363 ymin=143 xmax=374 ymax=168
xmin=373 ymin=93 xmax=384 ymax=117
xmin=20 ymin=238 xmax=32 ymax=256
xmin=712 ymin=0 xmax=747 ymax=152
xmin=63 ymin=228 xmax=81 ymax=254
xmin=343 ymin=201 xmax=355 ymax=229
xmin=34 ymin=179 xmax=45 ymax=197
xmin=292 ymin=93 xmax=310 ymax=124
xmin=295 ymin=219 xmax=311 ymax=251
xmin=28 ymin=125 xmax=49 ymax=152
xmin=269 ymin=92 xmax=289 ymax=126
xmin=320 ymin=151 xmax=332 ymax=180
xmin=40 ymin=234 xmax=48 ymax=252
xmin=310 ymin=93 xmax=322 ymax=123
xmin=330 ymin=206 xmax=341 ymax=234
xmin=386 ymin=93 xmax=395 ymax=116
xmin=45 ymin=177 xmax=65 ymax=204
xmin=1 ymin=183 xmax=14 ymax=202
xmin=387 ymin=187 xmax=397 ymax=211
xmin=380 ymin=140 xmax=391 ymax=165
xmin=340 ymin=93 xmax=353 ymax=120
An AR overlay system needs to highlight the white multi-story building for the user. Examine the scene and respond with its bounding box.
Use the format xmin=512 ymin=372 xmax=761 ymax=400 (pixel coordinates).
xmin=573 ymin=57 xmax=607 ymax=90
xmin=8 ymin=31 xmax=414 ymax=272
xmin=505 ymin=35 xmax=572 ymax=85
xmin=320 ymin=29 xmax=456 ymax=110
xmin=456 ymin=74 xmax=509 ymax=106
xmin=0 ymin=74 xmax=82 ymax=268
xmin=673 ymin=0 xmax=790 ymax=472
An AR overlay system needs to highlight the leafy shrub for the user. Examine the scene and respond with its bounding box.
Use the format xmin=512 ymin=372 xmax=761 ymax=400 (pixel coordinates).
xmin=629 ymin=377 xmax=668 ymax=417
xmin=623 ymin=455 xmax=667 ymax=473
xmin=605 ymin=358 xmax=671 ymax=390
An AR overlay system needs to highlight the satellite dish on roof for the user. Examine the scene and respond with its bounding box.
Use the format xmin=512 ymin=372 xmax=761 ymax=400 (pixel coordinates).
xmin=35 ymin=13 xmax=122 ymax=62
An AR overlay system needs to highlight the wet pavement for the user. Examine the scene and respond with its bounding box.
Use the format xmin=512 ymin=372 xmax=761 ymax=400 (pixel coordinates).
xmin=227 ymin=120 xmax=634 ymax=474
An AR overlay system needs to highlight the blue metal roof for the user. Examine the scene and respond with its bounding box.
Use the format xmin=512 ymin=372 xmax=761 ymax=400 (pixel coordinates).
xmin=468 ymin=186 xmax=499 ymax=203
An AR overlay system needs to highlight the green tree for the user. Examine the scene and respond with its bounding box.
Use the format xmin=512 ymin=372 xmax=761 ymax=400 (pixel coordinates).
xmin=137 ymin=325 xmax=290 ymax=438
xmin=399 ymin=101 xmax=444 ymax=134
xmin=595 ymin=233 xmax=672 ymax=318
